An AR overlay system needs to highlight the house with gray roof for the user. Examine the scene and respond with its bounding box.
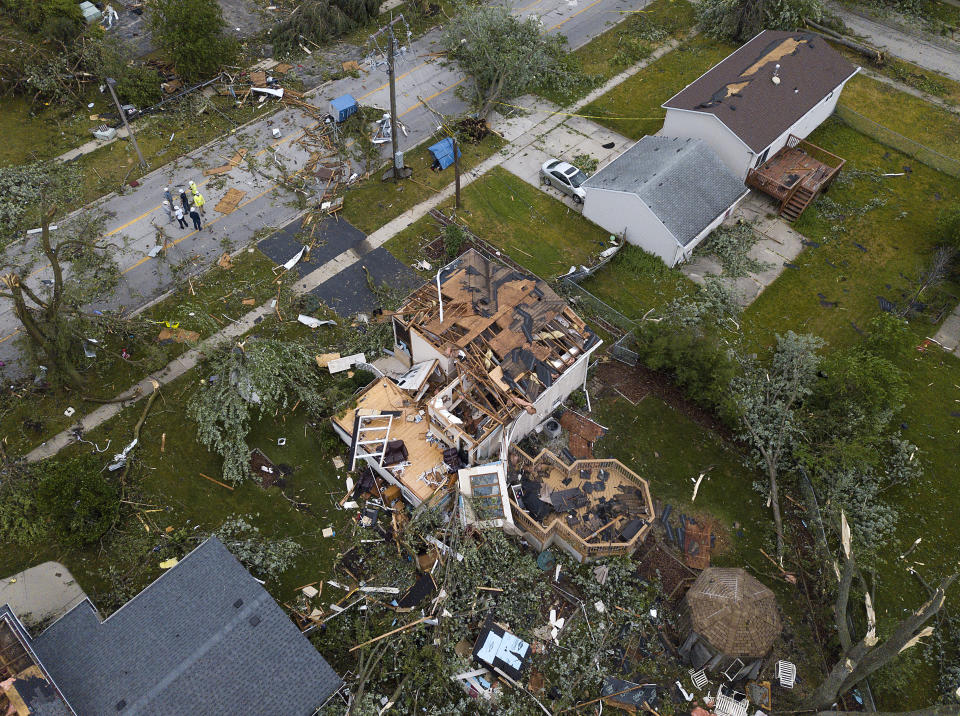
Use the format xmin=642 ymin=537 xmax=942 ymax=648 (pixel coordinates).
xmin=3 ymin=537 xmax=342 ymax=716
xmin=582 ymin=136 xmax=748 ymax=267
xmin=661 ymin=30 xmax=858 ymax=178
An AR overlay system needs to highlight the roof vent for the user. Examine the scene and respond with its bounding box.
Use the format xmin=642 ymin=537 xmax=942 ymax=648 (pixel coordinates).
xmin=772 ymin=63 xmax=781 ymax=85
xmin=233 ymin=598 xmax=243 ymax=608
xmin=249 ymin=615 xmax=262 ymax=627
xmin=116 ymin=700 xmax=127 ymax=711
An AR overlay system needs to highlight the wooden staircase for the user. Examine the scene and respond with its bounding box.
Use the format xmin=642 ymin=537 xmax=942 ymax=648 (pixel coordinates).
xmin=780 ymin=186 xmax=815 ymax=222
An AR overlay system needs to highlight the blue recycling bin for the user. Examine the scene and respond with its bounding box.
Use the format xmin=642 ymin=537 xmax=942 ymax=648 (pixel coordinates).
xmin=428 ymin=137 xmax=460 ymax=170
xmin=330 ymin=94 xmax=359 ymax=123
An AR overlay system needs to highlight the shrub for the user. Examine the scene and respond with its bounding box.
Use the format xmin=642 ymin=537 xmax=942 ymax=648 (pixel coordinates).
xmin=3 ymin=0 xmax=84 ymax=39
xmin=633 ymin=321 xmax=737 ymax=421
xmin=937 ymin=205 xmax=960 ymax=251
xmin=36 ymin=455 xmax=118 ymax=546
xmin=0 ymin=471 xmax=46 ymax=546
xmin=442 ymin=223 xmax=466 ymax=261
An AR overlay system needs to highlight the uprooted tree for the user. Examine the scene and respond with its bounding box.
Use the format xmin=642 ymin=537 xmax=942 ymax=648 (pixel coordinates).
xmin=148 ymin=0 xmax=239 ymax=82
xmin=695 ymin=0 xmax=824 ymax=43
xmin=731 ymin=330 xmax=823 ymax=564
xmin=442 ymin=3 xmax=582 ymax=119
xmin=0 ymin=207 xmax=124 ymax=388
xmin=804 ymin=512 xmax=958 ymax=710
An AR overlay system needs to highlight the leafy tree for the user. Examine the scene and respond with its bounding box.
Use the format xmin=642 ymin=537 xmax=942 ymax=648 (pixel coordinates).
xmin=148 ymin=0 xmax=239 ymax=82
xmin=443 ymin=4 xmax=582 ymax=118
xmin=271 ymin=0 xmax=380 ymax=56
xmin=731 ymin=330 xmax=823 ymax=563
xmin=0 ymin=209 xmax=123 ymax=388
xmin=188 ymin=338 xmax=349 ymax=484
xmin=0 ymin=468 xmax=45 ymax=546
xmin=2 ymin=0 xmax=84 ymax=41
xmin=36 ymin=454 xmax=119 ymax=546
xmin=0 ymin=163 xmax=82 ymax=248
xmin=695 ymin=0 xmax=824 ymax=43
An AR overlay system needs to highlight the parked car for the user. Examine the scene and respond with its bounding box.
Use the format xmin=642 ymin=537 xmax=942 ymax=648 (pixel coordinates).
xmin=540 ymin=159 xmax=588 ymax=203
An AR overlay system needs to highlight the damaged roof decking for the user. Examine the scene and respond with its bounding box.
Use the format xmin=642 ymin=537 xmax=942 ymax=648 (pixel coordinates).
xmin=663 ymin=30 xmax=858 ymax=152
xmin=394 ymin=250 xmax=599 ymax=440
xmin=509 ymin=448 xmax=655 ymax=554
xmin=334 ymin=378 xmax=447 ymax=502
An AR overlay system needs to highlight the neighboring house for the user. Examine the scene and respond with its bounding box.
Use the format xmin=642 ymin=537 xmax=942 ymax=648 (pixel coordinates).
xmin=333 ymin=249 xmax=602 ymax=506
xmin=661 ymin=30 xmax=858 ymax=179
xmin=582 ymin=136 xmax=748 ymax=267
xmin=2 ymin=538 xmax=342 ymax=716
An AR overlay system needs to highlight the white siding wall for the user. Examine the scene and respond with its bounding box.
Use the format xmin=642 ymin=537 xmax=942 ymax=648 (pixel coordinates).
xmin=661 ymin=110 xmax=756 ymax=178
xmin=409 ymin=328 xmax=450 ymax=373
xmin=757 ymin=78 xmax=853 ymax=163
xmin=582 ymin=188 xmax=679 ymax=265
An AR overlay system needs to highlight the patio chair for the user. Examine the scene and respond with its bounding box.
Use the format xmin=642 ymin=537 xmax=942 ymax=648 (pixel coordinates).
xmin=776 ymin=660 xmax=797 ymax=689
xmin=689 ymin=668 xmax=709 ymax=690
xmin=714 ymin=694 xmax=749 ymax=716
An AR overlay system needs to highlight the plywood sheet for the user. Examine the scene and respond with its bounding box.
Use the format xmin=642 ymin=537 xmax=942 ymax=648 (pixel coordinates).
xmin=215 ymin=188 xmax=247 ymax=214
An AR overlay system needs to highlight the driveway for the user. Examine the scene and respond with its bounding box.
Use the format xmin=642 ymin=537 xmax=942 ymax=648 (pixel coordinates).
xmin=0 ymin=562 xmax=88 ymax=627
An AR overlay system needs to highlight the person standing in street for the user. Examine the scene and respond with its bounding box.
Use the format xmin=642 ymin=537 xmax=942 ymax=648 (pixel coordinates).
xmin=189 ymin=180 xmax=198 ymax=196
xmin=179 ymin=188 xmax=190 ymax=214
xmin=189 ymin=205 xmax=202 ymax=231
xmin=193 ymin=191 xmax=206 ymax=216
xmin=174 ymin=204 xmax=188 ymax=229
xmin=162 ymin=200 xmax=174 ymax=223
xmin=164 ymin=186 xmax=173 ymax=204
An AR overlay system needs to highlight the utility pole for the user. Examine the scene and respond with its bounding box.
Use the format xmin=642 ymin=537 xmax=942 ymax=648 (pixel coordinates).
xmin=369 ymin=15 xmax=412 ymax=182
xmin=387 ymin=34 xmax=401 ymax=183
xmin=105 ymin=77 xmax=146 ymax=170
xmin=453 ymin=135 xmax=461 ymax=210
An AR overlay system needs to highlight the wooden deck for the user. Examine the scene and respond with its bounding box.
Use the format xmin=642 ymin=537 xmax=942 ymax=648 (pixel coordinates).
xmin=334 ymin=378 xmax=448 ymax=502
xmin=746 ymin=135 xmax=845 ymax=221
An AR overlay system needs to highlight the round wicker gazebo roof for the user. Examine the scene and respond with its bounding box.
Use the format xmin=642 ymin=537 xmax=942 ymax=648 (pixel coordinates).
xmin=684 ymin=567 xmax=781 ymax=658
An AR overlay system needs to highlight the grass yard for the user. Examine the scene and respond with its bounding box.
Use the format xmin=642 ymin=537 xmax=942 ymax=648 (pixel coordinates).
xmin=0 ymin=248 xmax=280 ymax=456
xmin=384 ymin=167 xmax=610 ymax=279
xmin=0 ymin=313 xmax=370 ymax=615
xmin=742 ymin=117 xmax=960 ymax=351
xmin=339 ymin=132 xmax=506 ymax=235
xmin=537 ymin=0 xmax=697 ymax=106
xmin=579 ymin=34 xmax=736 ymax=140
xmin=0 ymin=95 xmax=102 ymax=167
xmin=839 ymin=74 xmax=960 ymax=161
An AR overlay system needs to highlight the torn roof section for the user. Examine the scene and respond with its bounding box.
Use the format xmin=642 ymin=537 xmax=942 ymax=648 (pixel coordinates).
xmin=394 ymin=249 xmax=599 ymax=410
xmin=662 ymin=30 xmax=858 ymax=152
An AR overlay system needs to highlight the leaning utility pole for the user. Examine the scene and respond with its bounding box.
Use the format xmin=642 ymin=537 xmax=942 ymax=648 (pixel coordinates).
xmin=369 ymin=15 xmax=413 ymax=182
xmin=106 ymin=76 xmax=146 ymax=170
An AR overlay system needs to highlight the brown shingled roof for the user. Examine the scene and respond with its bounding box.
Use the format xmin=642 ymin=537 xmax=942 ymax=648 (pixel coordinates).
xmin=683 ymin=567 xmax=781 ymax=658
xmin=662 ymin=31 xmax=858 ymax=152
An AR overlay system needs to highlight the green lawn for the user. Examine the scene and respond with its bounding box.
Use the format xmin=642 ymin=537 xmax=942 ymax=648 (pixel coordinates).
xmin=537 ymin=0 xmax=697 ymax=106
xmin=0 ymin=95 xmax=100 ymax=167
xmin=839 ymin=74 xmax=960 ymax=161
xmin=579 ymin=34 xmax=736 ymax=140
xmin=340 ymin=132 xmax=505 ymax=235
xmin=383 ymin=167 xmax=610 ymax=279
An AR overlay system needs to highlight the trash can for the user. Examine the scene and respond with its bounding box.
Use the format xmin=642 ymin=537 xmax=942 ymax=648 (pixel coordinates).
xmin=329 ymin=94 xmax=359 ymax=123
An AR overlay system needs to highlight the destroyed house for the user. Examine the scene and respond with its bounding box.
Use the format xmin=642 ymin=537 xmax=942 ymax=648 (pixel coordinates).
xmin=1 ymin=605 xmax=72 ymax=715
xmin=662 ymin=30 xmax=858 ymax=178
xmin=507 ymin=447 xmax=655 ymax=562
xmin=3 ymin=538 xmax=342 ymax=715
xmin=333 ymin=250 xmax=601 ymax=506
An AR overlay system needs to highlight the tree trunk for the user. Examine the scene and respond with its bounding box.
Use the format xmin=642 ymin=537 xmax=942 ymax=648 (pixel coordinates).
xmin=477 ymin=71 xmax=507 ymax=119
xmin=768 ymin=460 xmax=784 ymax=564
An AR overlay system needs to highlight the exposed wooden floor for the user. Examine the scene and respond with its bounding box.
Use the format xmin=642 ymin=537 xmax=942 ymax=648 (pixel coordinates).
xmin=334 ymin=379 xmax=447 ymax=502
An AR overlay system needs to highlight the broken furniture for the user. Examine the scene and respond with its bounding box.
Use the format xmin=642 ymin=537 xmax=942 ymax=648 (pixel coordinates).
xmin=776 ymin=659 xmax=796 ymax=689
xmin=745 ymin=135 xmax=845 ymax=221
xmin=473 ymin=621 xmax=531 ymax=684
xmin=600 ymin=677 xmax=658 ymax=713
xmin=689 ymin=667 xmax=709 ymax=690
xmin=714 ymin=688 xmax=750 ymax=716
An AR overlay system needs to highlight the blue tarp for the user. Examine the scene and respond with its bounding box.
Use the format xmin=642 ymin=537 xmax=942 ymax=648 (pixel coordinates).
xmin=330 ymin=94 xmax=358 ymax=122
xmin=428 ymin=137 xmax=460 ymax=170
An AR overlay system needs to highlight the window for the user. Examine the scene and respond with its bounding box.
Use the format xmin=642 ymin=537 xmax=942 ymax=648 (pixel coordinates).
xmin=551 ymin=171 xmax=570 ymax=185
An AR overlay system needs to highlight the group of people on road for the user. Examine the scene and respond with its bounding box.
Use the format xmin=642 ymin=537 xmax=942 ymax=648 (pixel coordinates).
xmin=161 ymin=182 xmax=207 ymax=231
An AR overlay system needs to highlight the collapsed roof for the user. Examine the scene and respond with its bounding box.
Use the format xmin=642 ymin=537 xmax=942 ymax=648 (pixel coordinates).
xmin=394 ymin=249 xmax=599 ymax=434
xmin=662 ymin=30 xmax=858 ymax=152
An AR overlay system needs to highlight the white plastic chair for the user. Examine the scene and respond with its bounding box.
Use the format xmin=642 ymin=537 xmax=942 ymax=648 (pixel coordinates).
xmin=689 ymin=668 xmax=709 ymax=690
xmin=776 ymin=660 xmax=797 ymax=689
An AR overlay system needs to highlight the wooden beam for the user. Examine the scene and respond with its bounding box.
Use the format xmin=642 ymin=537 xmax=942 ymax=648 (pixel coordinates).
xmin=349 ymin=617 xmax=430 ymax=652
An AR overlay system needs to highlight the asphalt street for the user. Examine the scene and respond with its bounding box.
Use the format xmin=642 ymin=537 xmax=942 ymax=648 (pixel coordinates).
xmin=0 ymin=0 xmax=651 ymax=371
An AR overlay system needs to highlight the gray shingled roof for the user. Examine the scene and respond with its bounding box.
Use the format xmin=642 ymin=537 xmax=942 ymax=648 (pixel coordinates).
xmin=583 ymin=136 xmax=745 ymax=246
xmin=31 ymin=538 xmax=341 ymax=715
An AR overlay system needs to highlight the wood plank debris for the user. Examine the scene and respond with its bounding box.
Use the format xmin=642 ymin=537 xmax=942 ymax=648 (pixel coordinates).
xmin=214 ymin=188 xmax=247 ymax=214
